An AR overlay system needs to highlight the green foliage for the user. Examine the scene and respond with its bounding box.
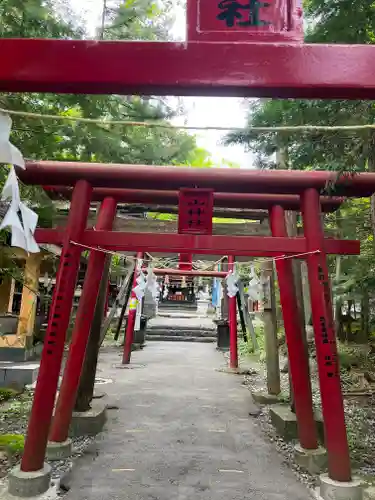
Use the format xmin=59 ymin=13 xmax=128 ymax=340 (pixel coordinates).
xmin=0 ymin=434 xmax=24 ymax=455
xmin=239 ymin=322 xmax=266 ymax=360
xmin=0 ymin=388 xmax=19 ymax=404
xmin=224 ymin=0 xmax=375 ymax=329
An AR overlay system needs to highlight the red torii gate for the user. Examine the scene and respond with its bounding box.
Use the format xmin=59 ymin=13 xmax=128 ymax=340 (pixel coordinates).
xmin=14 ymin=160 xmax=373 ymax=493
xmin=4 ymin=0 xmax=375 ymax=496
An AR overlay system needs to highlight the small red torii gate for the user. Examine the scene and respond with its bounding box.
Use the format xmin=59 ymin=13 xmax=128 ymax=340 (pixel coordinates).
xmin=4 ymin=0 xmax=375 ymax=495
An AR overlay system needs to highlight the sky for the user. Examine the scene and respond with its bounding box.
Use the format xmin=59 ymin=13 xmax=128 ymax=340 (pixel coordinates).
xmin=69 ymin=0 xmax=252 ymax=167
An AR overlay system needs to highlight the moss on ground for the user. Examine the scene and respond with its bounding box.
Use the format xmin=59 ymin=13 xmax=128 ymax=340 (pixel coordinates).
xmin=0 ymin=434 xmax=24 ymax=456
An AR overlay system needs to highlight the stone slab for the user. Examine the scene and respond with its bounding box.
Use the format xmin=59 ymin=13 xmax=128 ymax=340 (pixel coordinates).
xmin=46 ymin=439 xmax=72 ymax=460
xmin=0 ymin=343 xmax=43 ymax=362
xmin=270 ymin=404 xmax=325 ymax=443
xmin=69 ymin=403 xmax=107 ymax=438
xmin=251 ymin=391 xmax=280 ymax=405
xmin=0 ymin=362 xmax=39 ymax=389
xmin=8 ymin=463 xmax=52 ymax=497
xmin=294 ymin=444 xmax=327 ymax=475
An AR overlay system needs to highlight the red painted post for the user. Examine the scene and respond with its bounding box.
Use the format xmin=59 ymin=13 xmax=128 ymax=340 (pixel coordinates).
xmin=228 ymin=255 xmax=238 ymax=369
xmin=49 ymin=197 xmax=117 ymax=444
xmin=301 ymin=188 xmax=351 ymax=482
xmin=122 ymin=251 xmax=143 ymax=364
xmin=21 ymin=180 xmax=92 ymax=473
xmin=269 ymin=205 xmax=318 ymax=450
xmin=178 ymin=253 xmax=193 ymax=271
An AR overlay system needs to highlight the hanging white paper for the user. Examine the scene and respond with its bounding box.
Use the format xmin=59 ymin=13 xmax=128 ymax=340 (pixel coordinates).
xmin=0 ymin=114 xmax=40 ymax=253
xmin=145 ymin=265 xmax=159 ymax=300
xmin=226 ymin=270 xmax=239 ymax=298
xmin=0 ymin=114 xmax=25 ymax=169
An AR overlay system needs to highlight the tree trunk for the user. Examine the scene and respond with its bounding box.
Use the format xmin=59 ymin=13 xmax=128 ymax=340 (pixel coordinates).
xmin=221 ymin=258 xmax=229 ymax=320
xmin=360 ymin=289 xmax=369 ymax=344
xmin=74 ymin=255 xmax=112 ymax=412
xmin=101 ymin=263 xmax=134 ymax=345
xmin=367 ymin=131 xmax=375 ymax=238
xmin=285 ymin=210 xmax=309 ymax=412
xmin=261 ymin=259 xmax=280 ymax=396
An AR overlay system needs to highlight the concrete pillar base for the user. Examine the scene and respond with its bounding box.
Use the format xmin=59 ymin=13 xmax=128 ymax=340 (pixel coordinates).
xmin=318 ymin=473 xmax=363 ymax=500
xmin=251 ymin=390 xmax=280 ymax=405
xmin=69 ymin=403 xmax=107 ymax=437
xmin=269 ymin=404 xmax=325 ymax=442
xmin=294 ymin=444 xmax=327 ymax=475
xmin=46 ymin=438 xmax=73 ymax=460
xmin=8 ymin=463 xmax=51 ymax=497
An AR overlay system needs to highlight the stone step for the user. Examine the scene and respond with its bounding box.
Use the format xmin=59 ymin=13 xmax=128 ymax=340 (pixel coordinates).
xmin=148 ymin=324 xmax=215 ymax=332
xmin=146 ymin=329 xmax=216 ymax=337
xmin=145 ymin=335 xmax=216 ymax=343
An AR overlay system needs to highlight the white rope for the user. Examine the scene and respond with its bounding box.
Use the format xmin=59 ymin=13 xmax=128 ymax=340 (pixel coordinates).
xmin=3 ymin=107 xmax=375 ymax=133
xmin=70 ymin=239 xmax=320 ymax=267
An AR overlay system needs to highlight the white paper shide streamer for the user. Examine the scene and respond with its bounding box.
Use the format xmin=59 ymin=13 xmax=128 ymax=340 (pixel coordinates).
xmin=248 ymin=266 xmax=261 ymax=301
xmin=0 ymin=113 xmax=39 ymax=253
xmin=226 ymin=270 xmax=239 ymax=298
xmin=132 ymin=261 xmax=161 ymax=302
xmin=145 ymin=265 xmax=159 ymax=300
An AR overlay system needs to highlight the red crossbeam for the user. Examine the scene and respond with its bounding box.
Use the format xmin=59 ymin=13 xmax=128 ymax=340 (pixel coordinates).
xmin=1 ymin=39 xmax=375 ymax=99
xmin=153 ymin=269 xmax=227 ymax=278
xmin=44 ymin=186 xmax=343 ymax=212
xmin=20 ymin=162 xmax=375 ymax=196
xmin=35 ymin=229 xmax=360 ymax=257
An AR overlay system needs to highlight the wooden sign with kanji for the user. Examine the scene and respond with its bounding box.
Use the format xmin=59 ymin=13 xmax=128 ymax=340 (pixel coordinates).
xmin=186 ymin=0 xmax=303 ymax=43
xmin=178 ymin=189 xmax=214 ymax=235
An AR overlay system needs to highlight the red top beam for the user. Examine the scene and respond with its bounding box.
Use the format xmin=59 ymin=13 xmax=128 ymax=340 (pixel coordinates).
xmin=1 ymin=39 xmax=375 ymax=99
xmin=43 ymin=186 xmax=342 ymax=212
xmin=153 ymin=268 xmax=227 ymax=278
xmin=19 ymin=162 xmax=375 ymax=197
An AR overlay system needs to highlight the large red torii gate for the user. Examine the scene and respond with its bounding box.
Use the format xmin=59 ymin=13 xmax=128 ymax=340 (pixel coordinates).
xmin=4 ymin=0 xmax=375 ymax=496
xmin=15 ymin=160 xmax=374 ymax=496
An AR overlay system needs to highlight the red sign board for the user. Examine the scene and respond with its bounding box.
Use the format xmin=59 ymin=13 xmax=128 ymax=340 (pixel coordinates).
xmin=178 ymin=189 xmax=214 ymax=235
xmin=187 ymin=0 xmax=303 ymax=43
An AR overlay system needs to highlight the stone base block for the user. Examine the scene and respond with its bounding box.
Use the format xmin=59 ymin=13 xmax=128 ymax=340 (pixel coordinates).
xmin=318 ymin=473 xmax=363 ymax=500
xmin=294 ymin=444 xmax=327 ymax=474
xmin=69 ymin=403 xmax=107 ymax=438
xmin=0 ymin=362 xmax=39 ymax=390
xmin=270 ymin=405 xmax=325 ymax=443
xmin=218 ymin=367 xmax=257 ymax=375
xmin=8 ymin=463 xmax=51 ymax=497
xmin=251 ymin=391 xmax=280 ymax=405
xmin=46 ymin=439 xmax=72 ymax=460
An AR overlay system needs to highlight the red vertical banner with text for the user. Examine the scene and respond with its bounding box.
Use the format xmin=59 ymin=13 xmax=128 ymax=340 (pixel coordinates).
xmin=178 ymin=188 xmax=214 ymax=236
xmin=186 ymin=0 xmax=303 ymax=43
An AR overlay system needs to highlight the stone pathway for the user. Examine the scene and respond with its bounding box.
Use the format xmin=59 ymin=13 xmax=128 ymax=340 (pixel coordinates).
xmin=63 ymin=342 xmax=308 ymax=500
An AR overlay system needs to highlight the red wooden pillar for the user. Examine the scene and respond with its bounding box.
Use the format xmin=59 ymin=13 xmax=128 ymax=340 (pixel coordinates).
xmin=122 ymin=251 xmax=143 ymax=364
xmin=179 ymin=253 xmax=193 ymax=271
xmin=301 ymin=188 xmax=351 ymax=482
xmin=269 ymin=205 xmax=318 ymax=450
xmin=228 ymin=255 xmax=238 ymax=369
xmin=21 ymin=180 xmax=92 ymax=473
xmin=49 ymin=197 xmax=117 ymax=444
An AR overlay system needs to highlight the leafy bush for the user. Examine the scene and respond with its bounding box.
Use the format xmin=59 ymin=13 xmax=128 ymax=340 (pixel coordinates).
xmin=0 ymin=388 xmax=18 ymax=403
